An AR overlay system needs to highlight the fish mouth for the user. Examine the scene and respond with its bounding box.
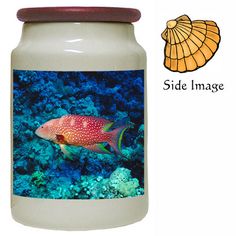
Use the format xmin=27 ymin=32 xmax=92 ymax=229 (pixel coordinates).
xmin=35 ymin=127 xmax=44 ymax=138
xmin=35 ymin=128 xmax=39 ymax=135
xmin=35 ymin=127 xmax=52 ymax=141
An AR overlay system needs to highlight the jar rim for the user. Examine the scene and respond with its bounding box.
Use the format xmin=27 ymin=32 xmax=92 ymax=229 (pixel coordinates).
xmin=17 ymin=7 xmax=141 ymax=23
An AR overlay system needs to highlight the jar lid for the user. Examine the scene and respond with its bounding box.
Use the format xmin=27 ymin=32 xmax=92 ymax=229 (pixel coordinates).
xmin=17 ymin=7 xmax=141 ymax=23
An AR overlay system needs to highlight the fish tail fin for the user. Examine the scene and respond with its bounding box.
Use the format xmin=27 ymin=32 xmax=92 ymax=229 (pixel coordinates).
xmin=109 ymin=125 xmax=130 ymax=156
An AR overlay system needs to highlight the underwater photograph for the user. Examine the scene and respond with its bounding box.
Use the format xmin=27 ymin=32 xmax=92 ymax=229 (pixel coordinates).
xmin=13 ymin=70 xmax=144 ymax=199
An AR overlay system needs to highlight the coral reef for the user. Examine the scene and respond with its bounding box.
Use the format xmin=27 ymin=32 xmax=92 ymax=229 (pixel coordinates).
xmin=31 ymin=171 xmax=47 ymax=187
xmin=13 ymin=70 xmax=144 ymax=199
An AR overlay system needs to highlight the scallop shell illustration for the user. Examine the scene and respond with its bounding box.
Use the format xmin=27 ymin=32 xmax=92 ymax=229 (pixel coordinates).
xmin=161 ymin=15 xmax=221 ymax=72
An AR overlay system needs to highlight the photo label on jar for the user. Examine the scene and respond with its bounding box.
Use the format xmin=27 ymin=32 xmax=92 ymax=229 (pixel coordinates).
xmin=13 ymin=69 xmax=145 ymax=200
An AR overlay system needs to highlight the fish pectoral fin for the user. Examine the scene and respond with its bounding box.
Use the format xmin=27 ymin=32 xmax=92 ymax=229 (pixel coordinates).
xmin=59 ymin=144 xmax=73 ymax=160
xmin=56 ymin=134 xmax=66 ymax=144
xmin=84 ymin=143 xmax=111 ymax=154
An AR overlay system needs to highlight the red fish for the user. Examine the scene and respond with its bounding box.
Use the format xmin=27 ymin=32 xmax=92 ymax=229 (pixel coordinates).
xmin=35 ymin=115 xmax=129 ymax=158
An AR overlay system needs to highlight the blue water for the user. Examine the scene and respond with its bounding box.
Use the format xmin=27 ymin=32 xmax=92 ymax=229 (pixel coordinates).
xmin=13 ymin=70 xmax=144 ymax=199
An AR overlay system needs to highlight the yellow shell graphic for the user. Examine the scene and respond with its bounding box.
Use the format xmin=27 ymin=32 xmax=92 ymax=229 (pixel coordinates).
xmin=161 ymin=15 xmax=221 ymax=72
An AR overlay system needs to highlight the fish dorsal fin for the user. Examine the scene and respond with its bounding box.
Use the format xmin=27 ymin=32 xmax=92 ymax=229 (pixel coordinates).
xmin=105 ymin=117 xmax=131 ymax=132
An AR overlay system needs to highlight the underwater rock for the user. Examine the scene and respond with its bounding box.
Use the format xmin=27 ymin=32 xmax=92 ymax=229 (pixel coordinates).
xmin=14 ymin=160 xmax=28 ymax=175
xmin=113 ymin=111 xmax=129 ymax=121
xmin=55 ymin=108 xmax=68 ymax=117
xmin=76 ymin=96 xmax=99 ymax=116
xmin=13 ymin=175 xmax=31 ymax=196
xmin=29 ymin=139 xmax=54 ymax=169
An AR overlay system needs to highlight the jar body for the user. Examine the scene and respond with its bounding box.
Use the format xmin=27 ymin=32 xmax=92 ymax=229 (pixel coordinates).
xmin=11 ymin=22 xmax=147 ymax=230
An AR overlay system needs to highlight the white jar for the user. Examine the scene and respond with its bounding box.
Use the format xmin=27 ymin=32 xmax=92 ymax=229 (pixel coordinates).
xmin=11 ymin=7 xmax=147 ymax=230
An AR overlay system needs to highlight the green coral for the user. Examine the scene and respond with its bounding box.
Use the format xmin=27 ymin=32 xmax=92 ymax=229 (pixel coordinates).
xmin=31 ymin=171 xmax=47 ymax=187
xmin=77 ymin=96 xmax=99 ymax=116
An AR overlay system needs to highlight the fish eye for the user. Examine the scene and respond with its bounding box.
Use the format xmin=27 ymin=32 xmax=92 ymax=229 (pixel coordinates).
xmin=41 ymin=126 xmax=44 ymax=128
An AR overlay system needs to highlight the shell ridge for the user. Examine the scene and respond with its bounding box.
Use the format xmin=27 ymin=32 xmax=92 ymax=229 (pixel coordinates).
xmin=189 ymin=54 xmax=198 ymax=70
xmin=163 ymin=42 xmax=171 ymax=70
xmin=176 ymin=29 xmax=193 ymax=57
xmin=205 ymin=20 xmax=217 ymax=26
xmin=173 ymin=28 xmax=185 ymax=43
xmin=177 ymin=21 xmax=192 ymax=26
xmin=193 ymin=50 xmax=206 ymax=67
xmin=192 ymin=26 xmax=207 ymax=33
xmin=175 ymin=28 xmax=192 ymax=58
xmin=167 ymin=28 xmax=177 ymax=45
xmin=170 ymin=29 xmax=177 ymax=44
xmin=191 ymin=29 xmax=206 ymax=42
xmin=189 ymin=33 xmax=204 ymax=48
xmin=205 ymin=35 xmax=219 ymax=44
xmin=175 ymin=26 xmax=193 ymax=42
xmin=170 ymin=44 xmax=177 ymax=71
xmin=161 ymin=28 xmax=168 ymax=40
xmin=172 ymin=29 xmax=180 ymax=44
xmin=165 ymin=43 xmax=171 ymax=57
xmin=186 ymin=55 xmax=198 ymax=71
xmin=205 ymin=28 xmax=220 ymax=35
xmin=167 ymin=29 xmax=171 ymax=43
xmin=192 ymin=21 xmax=207 ymax=27
xmin=203 ymin=40 xmax=214 ymax=54
xmin=170 ymin=44 xmax=177 ymax=59
xmin=174 ymin=29 xmax=188 ymax=71
xmin=176 ymin=23 xmax=192 ymax=33
xmin=198 ymin=44 xmax=219 ymax=68
xmin=177 ymin=22 xmax=192 ymax=30
xmin=206 ymin=24 xmax=219 ymax=32
xmin=192 ymin=26 xmax=206 ymax=31
xmin=176 ymin=27 xmax=199 ymax=70
xmin=188 ymin=35 xmax=201 ymax=53
xmin=206 ymin=31 xmax=220 ymax=42
xmin=176 ymin=25 xmax=192 ymax=36
xmin=193 ymin=20 xmax=205 ymax=24
xmin=199 ymin=48 xmax=208 ymax=61
xmin=172 ymin=33 xmax=180 ymax=69
xmin=192 ymin=26 xmax=206 ymax=34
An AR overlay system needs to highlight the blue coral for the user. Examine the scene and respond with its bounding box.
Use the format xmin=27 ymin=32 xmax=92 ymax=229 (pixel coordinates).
xmin=13 ymin=70 xmax=144 ymax=199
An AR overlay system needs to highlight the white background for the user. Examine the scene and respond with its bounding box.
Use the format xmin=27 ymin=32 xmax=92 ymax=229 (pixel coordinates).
xmin=1 ymin=0 xmax=236 ymax=235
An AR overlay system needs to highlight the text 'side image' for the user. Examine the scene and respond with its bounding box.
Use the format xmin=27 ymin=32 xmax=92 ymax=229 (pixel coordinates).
xmin=13 ymin=70 xmax=144 ymax=200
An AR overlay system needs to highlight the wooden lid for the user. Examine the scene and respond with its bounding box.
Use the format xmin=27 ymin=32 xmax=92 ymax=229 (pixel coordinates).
xmin=17 ymin=7 xmax=141 ymax=23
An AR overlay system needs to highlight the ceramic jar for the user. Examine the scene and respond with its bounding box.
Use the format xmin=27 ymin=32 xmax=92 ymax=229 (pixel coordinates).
xmin=11 ymin=7 xmax=147 ymax=230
